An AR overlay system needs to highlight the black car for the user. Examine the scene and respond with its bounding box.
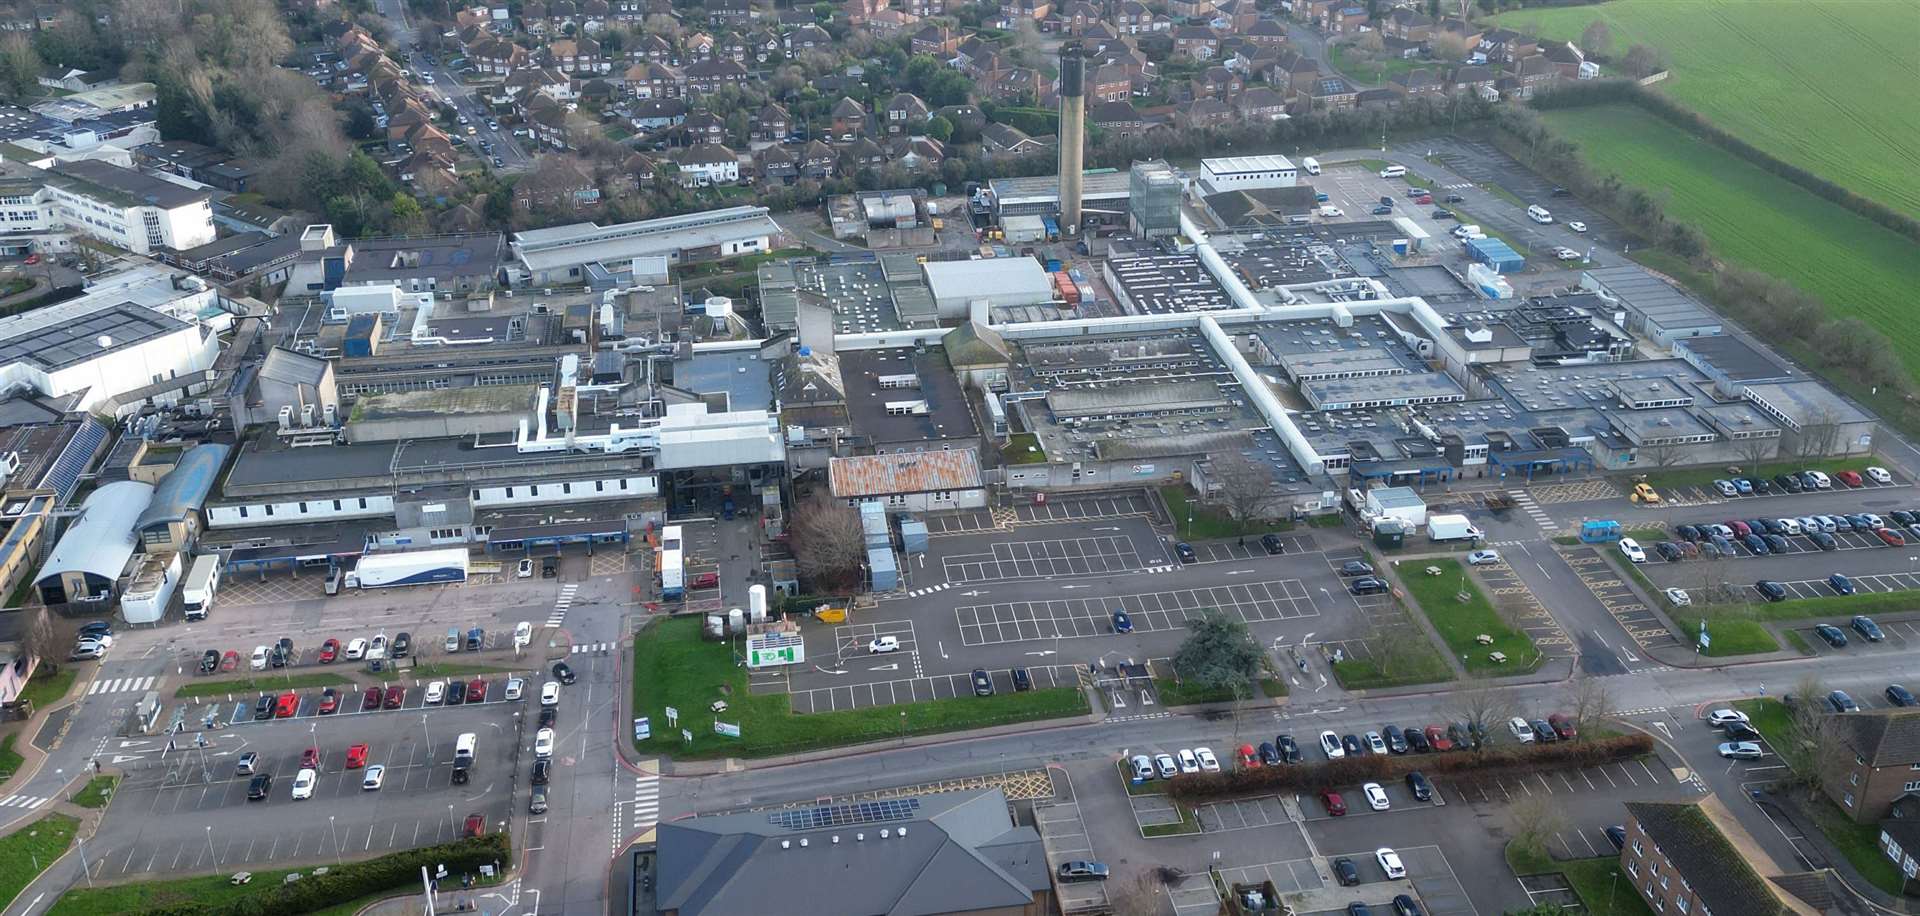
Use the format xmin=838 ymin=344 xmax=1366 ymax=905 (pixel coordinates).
xmin=1814 ymin=623 xmax=1847 ymax=646
xmin=1605 ymin=826 xmax=1628 ymax=851
xmin=1829 ymin=690 xmax=1859 ymax=712
xmin=1723 ymin=720 xmax=1762 ymax=741
xmin=1431 ymin=209 xmax=1455 ymax=220
xmin=1550 ymin=186 xmax=1573 ymax=197
xmin=253 ymin=694 xmax=275 ymax=720
xmin=1333 ymin=856 xmax=1360 ymax=886
xmin=1763 ymin=533 xmax=1790 ymax=553
xmin=270 ymin=645 xmax=287 ymax=668
xmin=1349 ymin=577 xmax=1389 ymax=595
xmin=1011 ymin=667 xmax=1032 ymax=691
xmin=1444 ymin=194 xmax=1465 ymax=203
xmin=1675 ymin=525 xmax=1701 ymax=542
xmin=529 ymin=785 xmax=549 ymax=815
xmin=1175 ymin=542 xmax=1197 ymax=563
xmin=1260 ymin=533 xmax=1285 ymax=555
xmin=1370 ymin=205 xmax=1394 ymax=215
xmin=1531 ymin=720 xmax=1557 ymax=742
xmin=1392 ymin=895 xmax=1425 ymax=916
xmin=538 ymin=706 xmax=556 ymax=728
xmin=1851 ymin=614 xmax=1882 ymax=640
xmin=1276 ymin=734 xmax=1302 ymax=764
xmin=1348 ymin=904 xmax=1374 ymax=916
xmin=1343 ymin=734 xmax=1365 ymax=756
xmin=450 ymin=680 xmax=470 ymax=706
xmin=1404 ymin=726 xmax=1431 ymax=753
xmin=1756 ymin=580 xmax=1788 ymax=602
xmin=1810 ymin=531 xmax=1839 ymax=551
xmin=541 ymin=556 xmax=558 ymax=578
xmin=1383 ymin=725 xmax=1408 ymax=754
xmin=1758 ymin=518 xmax=1785 ymax=535
xmin=1257 ymin=741 xmax=1281 ymax=766
xmin=531 ymin=759 xmax=551 ymax=785
xmin=1887 ymin=685 xmax=1916 ymax=707
xmin=552 ymin=661 xmax=577 ymax=685
xmin=1405 ymin=771 xmax=1432 ymax=801
xmin=1450 ymin=723 xmax=1477 ymax=749
xmin=247 ymin=773 xmax=274 ymax=800
xmin=78 ymin=621 xmax=112 ymax=639
xmin=1742 ymin=534 xmax=1769 ymax=555
xmin=1893 ymin=510 xmax=1918 ymax=527
xmin=392 ymin=632 xmax=411 ymax=658
xmin=971 ymin=668 xmax=994 ymax=696
xmin=1655 ymin=542 xmax=1683 ymax=561
xmin=1337 ymin=560 xmax=1375 ymax=577
xmin=199 ymin=650 xmax=219 ymax=673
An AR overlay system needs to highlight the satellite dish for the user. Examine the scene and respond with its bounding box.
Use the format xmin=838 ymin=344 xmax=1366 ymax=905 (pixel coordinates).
xmin=97 ymin=335 xmax=113 ymax=349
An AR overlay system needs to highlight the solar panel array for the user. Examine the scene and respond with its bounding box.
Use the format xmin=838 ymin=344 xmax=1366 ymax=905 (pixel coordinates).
xmin=767 ymin=798 xmax=920 ymax=831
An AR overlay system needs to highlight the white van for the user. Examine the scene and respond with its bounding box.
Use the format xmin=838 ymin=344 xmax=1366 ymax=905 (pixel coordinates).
xmin=1526 ymin=204 xmax=1553 ymax=224
xmin=1302 ymin=156 xmax=1321 ymax=176
xmin=1379 ymin=165 xmax=1406 ymax=179
xmin=454 ymin=733 xmax=477 ymax=760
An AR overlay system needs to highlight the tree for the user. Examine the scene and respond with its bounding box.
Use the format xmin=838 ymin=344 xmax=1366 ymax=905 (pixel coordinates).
xmin=1782 ymin=676 xmax=1849 ymax=783
xmin=1170 ymin=609 xmax=1264 ymax=693
xmin=0 ymin=33 xmax=42 ymax=100
xmin=17 ymin=607 xmax=59 ymax=680
xmin=1207 ymin=452 xmax=1279 ymax=529
xmin=1734 ymin=432 xmax=1777 ymax=478
xmin=1492 ymin=592 xmax=1532 ymax=632
xmin=388 ymin=194 xmax=426 ymax=235
xmin=789 ymin=494 xmax=868 ymax=589
xmin=1638 ymin=441 xmax=1687 ymax=469
xmin=925 ymin=114 xmax=953 ymax=143
xmin=1352 ymin=31 xmax=1385 ymax=58
xmin=1580 ymin=20 xmax=1613 ymax=58
xmin=1452 ymin=684 xmax=1516 ymax=751
xmin=1619 ymin=44 xmax=1666 ymax=78
xmin=1566 ymin=677 xmax=1612 ymax=742
xmin=1506 ymin=791 xmax=1568 ymax=860
xmin=1107 ymin=873 xmax=1166 ymax=916
xmin=1431 ymin=34 xmax=1468 ymax=62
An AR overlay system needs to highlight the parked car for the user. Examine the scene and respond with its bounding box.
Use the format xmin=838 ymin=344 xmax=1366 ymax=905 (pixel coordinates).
xmin=1867 ymin=466 xmax=1894 ymax=484
xmin=1837 ymin=470 xmax=1865 ymax=488
xmin=1887 ymin=685 xmax=1916 ymax=707
xmin=1814 ymin=624 xmax=1848 ymax=647
xmin=1319 ymin=731 xmax=1344 ymax=759
xmin=1876 ymin=527 xmax=1907 ymax=547
xmin=1756 ymin=580 xmax=1788 ymax=602
xmin=1423 ymin=726 xmax=1453 ymax=752
xmin=1343 ymin=734 xmax=1365 ymax=757
xmin=1376 ymin=848 xmax=1407 ymax=880
xmin=385 ymin=685 xmax=405 ymax=709
xmin=247 ymin=773 xmax=274 ymax=800
xmin=1111 ymin=610 xmax=1133 ymax=634
xmin=1383 ymin=725 xmax=1408 ymax=754
xmin=1196 ymin=748 xmax=1220 ymax=772
xmin=1057 ymin=861 xmax=1110 ymax=882
xmin=1175 ymin=543 xmax=1197 ymax=563
xmin=291 ymin=768 xmax=317 ymax=800
xmin=1175 ymin=748 xmax=1200 ymax=774
xmin=1548 ymin=713 xmax=1578 ymax=740
xmin=970 ymin=669 xmax=994 ymax=696
xmin=1718 ymin=741 xmax=1763 ymax=760
xmin=1154 ymin=753 xmax=1177 ymax=779
xmin=1508 ymin=716 xmax=1535 ymax=743
xmin=317 ymin=689 xmax=339 ymax=715
xmin=319 ymin=639 xmax=340 ymax=663
xmin=1254 ymin=743 xmax=1279 ymax=767
xmin=1664 ymin=588 xmax=1692 ymax=607
xmin=1365 ymin=731 xmax=1388 ymax=754
xmin=346 ymin=743 xmax=369 ymax=768
xmin=1404 ymin=726 xmax=1431 ymax=753
xmin=199 ymin=650 xmax=219 ymax=673
xmin=1829 ymin=690 xmax=1859 ymax=712
xmin=1706 ymin=709 xmax=1750 ymax=727
xmin=1467 ymin=549 xmax=1500 ymax=566
xmin=1363 ymin=782 xmax=1390 ymax=811
xmin=1321 ymin=790 xmax=1347 ymax=816
xmin=1405 ymin=771 xmax=1432 ymax=801
xmin=1349 ymin=577 xmax=1390 ymax=595
xmin=1713 ymin=479 xmax=1738 ymax=497
xmin=1618 ymin=538 xmax=1646 ymax=563
xmin=1130 ymin=754 xmax=1156 ymax=780
xmin=1261 ymin=533 xmax=1285 ymax=555
xmin=1338 ymin=560 xmax=1375 ymax=577
xmin=362 ymin=687 xmax=382 ymax=711
xmin=1333 ymin=857 xmax=1360 ymax=886
xmin=868 ymin=636 xmax=900 ymax=654
xmin=1277 ymin=734 xmax=1302 ymax=763
xmin=1392 ymin=894 xmax=1426 ymax=916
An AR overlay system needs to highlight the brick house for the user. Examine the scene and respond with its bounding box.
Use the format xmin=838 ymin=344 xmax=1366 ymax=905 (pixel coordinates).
xmin=830 ymin=97 xmax=868 ymax=139
xmin=684 ymin=58 xmax=750 ymax=95
xmin=752 ymin=101 xmax=791 ymax=141
xmin=1321 ymin=5 xmax=1366 ymax=34
xmin=624 ymin=61 xmax=684 ymax=99
xmin=1178 ymin=97 xmax=1232 ymax=129
xmin=800 ymin=140 xmax=837 ymax=179
xmin=1380 ymin=8 xmax=1431 ymax=43
xmin=910 ymin=24 xmax=961 ymax=56
xmin=885 ymin=92 xmax=930 ymax=135
xmin=1173 ymin=25 xmax=1221 ymax=61
xmin=1244 ymin=18 xmax=1287 ymax=47
xmin=1620 ymin=801 xmax=1800 ymax=916
xmin=1447 ymin=64 xmax=1495 ymax=98
xmin=1389 ymin=67 xmax=1442 ymax=99
xmin=1235 ymin=86 xmax=1287 ymax=121
xmin=681 ymin=108 xmax=728 ymax=145
xmin=1089 ymin=62 xmax=1133 ymax=102
xmin=1477 ymin=28 xmax=1538 ymax=65
xmin=1825 ymin=710 xmax=1920 ymax=824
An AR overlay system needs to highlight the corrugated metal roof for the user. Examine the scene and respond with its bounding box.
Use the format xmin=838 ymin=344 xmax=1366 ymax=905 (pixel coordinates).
xmin=35 ymin=480 xmax=154 ymax=587
xmin=135 ymin=443 xmax=231 ymax=533
xmin=829 ymin=450 xmax=982 ymax=498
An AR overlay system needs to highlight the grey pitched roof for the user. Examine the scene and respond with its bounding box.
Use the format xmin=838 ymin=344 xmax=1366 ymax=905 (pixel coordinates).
xmin=1835 ymin=709 xmax=1920 ymax=766
xmin=1626 ymin=802 xmax=1791 ymax=916
xmin=655 ymin=788 xmax=1047 ymax=916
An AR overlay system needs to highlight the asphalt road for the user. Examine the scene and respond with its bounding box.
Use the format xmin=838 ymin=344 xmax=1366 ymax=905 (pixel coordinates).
xmin=375 ymin=0 xmax=533 ymax=170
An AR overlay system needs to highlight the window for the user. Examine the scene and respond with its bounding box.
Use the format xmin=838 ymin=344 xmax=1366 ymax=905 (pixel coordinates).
xmin=1675 ymin=896 xmax=1689 ymax=914
xmin=1845 ymin=792 xmax=1856 ymax=808
xmin=1626 ymin=860 xmax=1640 ymax=878
xmin=333 ymin=500 xmax=342 ymax=511
xmin=596 ymin=480 xmax=605 ymax=492
xmin=359 ymin=498 xmax=368 ymax=509
xmin=237 ymin=506 xmax=248 ymax=518
xmin=1632 ymin=839 xmax=1644 ymax=856
xmin=1851 ymin=772 xmax=1861 ymax=786
xmin=1906 ymin=780 xmax=1920 ymax=793
xmin=264 ymin=505 xmax=274 ymax=516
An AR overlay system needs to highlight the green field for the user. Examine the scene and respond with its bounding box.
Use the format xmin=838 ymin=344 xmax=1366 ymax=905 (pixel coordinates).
xmin=1398 ymin=559 xmax=1540 ymax=675
xmin=1494 ymin=0 xmax=1920 ymax=219
xmin=1672 ymin=613 xmax=1777 ymax=656
xmin=1539 ymin=104 xmax=1920 ymax=379
xmin=0 ymin=814 xmax=77 ymax=909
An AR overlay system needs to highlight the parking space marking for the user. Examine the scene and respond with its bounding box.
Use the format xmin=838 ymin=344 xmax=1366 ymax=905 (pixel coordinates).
xmin=1563 ymin=546 xmax=1679 ymax=651
xmin=1446 ymin=758 xmax=1672 ymax=803
xmin=1212 ymin=857 xmax=1323 ymax=896
xmin=787 ymin=663 xmax=1081 ymax=713
xmin=1015 ymin=492 xmax=1154 ymax=525
xmin=1037 ymin=797 xmax=1108 ymax=914
xmin=1194 ymin=795 xmax=1290 ymax=834
xmin=941 ymin=536 xmax=1144 ymax=584
xmin=955 ymin=579 xmax=1318 ymax=646
xmin=1474 ymin=562 xmax=1573 ymax=657
xmin=1167 ymin=872 xmax=1223 ymax=916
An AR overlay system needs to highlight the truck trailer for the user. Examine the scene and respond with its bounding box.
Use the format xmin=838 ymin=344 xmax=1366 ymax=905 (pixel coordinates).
xmin=345 ymin=548 xmax=471 ymax=589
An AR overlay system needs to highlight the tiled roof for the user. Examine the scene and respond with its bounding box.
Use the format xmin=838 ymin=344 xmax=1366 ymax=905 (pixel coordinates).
xmin=830 ymin=449 xmax=982 ymax=498
xmin=1836 ymin=709 xmax=1920 ymax=766
xmin=1626 ymin=802 xmax=1791 ymax=916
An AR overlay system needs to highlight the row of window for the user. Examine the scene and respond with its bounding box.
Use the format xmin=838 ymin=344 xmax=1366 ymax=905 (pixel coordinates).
xmin=232 ymin=496 xmax=378 ymax=518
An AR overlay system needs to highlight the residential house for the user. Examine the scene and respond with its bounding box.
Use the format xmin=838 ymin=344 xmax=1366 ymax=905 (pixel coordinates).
xmin=1478 ymin=28 xmax=1537 ymax=65
xmin=1265 ymin=49 xmax=1321 ymax=97
xmin=1055 ymin=0 xmax=1101 ymax=33
xmin=1380 ymin=8 xmax=1432 ymax=42
xmin=910 ymin=24 xmax=961 ymax=57
xmin=626 ymin=33 xmax=673 ymax=62
xmin=1167 ymin=0 xmax=1214 ymax=18
xmin=1824 ymin=709 xmax=1920 ymax=823
xmin=672 ymin=143 xmax=740 ymax=185
xmin=505 ymin=66 xmax=573 ymax=102
xmin=843 ymin=0 xmax=886 ymax=23
xmin=1540 ymin=40 xmax=1586 ymax=79
xmin=889 ymin=135 xmax=945 ymax=170
xmin=1113 ymin=0 xmax=1154 ymax=34
xmin=1389 ymin=67 xmax=1442 ymax=99
xmin=610 ymin=0 xmax=644 ymax=21
xmin=629 ymin=97 xmax=689 ymax=131
xmin=884 ymin=92 xmax=929 ymax=135
xmin=830 ymin=97 xmax=868 ymax=139
xmin=623 ymin=151 xmax=658 ymax=184
xmin=547 ymin=37 xmax=609 ymax=74
xmin=546 ymin=0 xmax=579 ymax=33
xmin=718 ymin=35 xmax=748 ymax=63
xmin=624 ymin=61 xmax=684 ymax=98
xmin=1210 ymin=0 xmax=1258 ymax=32
xmin=1089 ymin=62 xmax=1133 ymax=103
xmin=1508 ymin=54 xmax=1559 ymax=99
xmin=980 ymin=122 xmax=1047 ymax=156
xmin=1000 ymin=0 xmax=1050 ymax=23
xmin=903 ymin=0 xmax=942 ymax=16
xmin=514 ymin=158 xmax=602 ymax=212
xmin=1189 ymin=66 xmax=1241 ymax=102
xmin=842 ymin=137 xmax=888 ymax=171
xmin=524 ymin=98 xmax=574 ymax=148
xmin=38 ymin=66 xmax=115 ymax=92
xmin=752 ymin=101 xmax=791 ymax=141
xmin=684 ymin=58 xmax=750 ymax=95
xmin=1321 ymin=5 xmax=1365 ymax=34
xmin=1244 ymin=17 xmax=1287 ymax=47
xmin=1620 ymin=801 xmax=1799 ymax=916
xmin=681 ymin=108 xmax=728 ymax=145
xmin=1178 ymin=97 xmax=1232 ymax=129
xmin=708 ymin=0 xmax=754 ymax=24
xmin=756 ymin=144 xmax=798 ymax=183
xmin=1448 ymin=64 xmax=1496 ymax=99
xmin=1173 ymin=25 xmax=1220 ymax=61
xmin=1354 ymin=87 xmax=1398 ymax=109
xmin=1304 ymin=74 xmax=1357 ymax=112
xmin=865 ymin=8 xmax=920 ymax=33
xmin=1434 ymin=17 xmax=1483 ymax=51
xmin=935 ymin=104 xmax=986 ymax=136
xmin=1089 ymin=99 xmax=1145 ymax=134
xmin=683 ymin=32 xmax=717 ymax=60
xmin=991 ymin=67 xmax=1049 ymax=102
xmin=469 ymin=36 xmax=530 ymax=75
xmin=580 ymin=0 xmax=609 ymax=30
xmin=785 ymin=24 xmax=833 ymax=53
xmin=1235 ymin=86 xmax=1287 ymax=121
xmin=745 ymin=30 xmax=781 ymax=62
xmin=800 ymin=140 xmax=836 ymax=179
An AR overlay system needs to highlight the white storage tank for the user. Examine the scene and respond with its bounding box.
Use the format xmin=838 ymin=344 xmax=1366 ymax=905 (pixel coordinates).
xmin=704 ymin=614 xmax=725 ymax=639
xmin=704 ymin=296 xmax=734 ymax=318
xmin=749 ymin=584 xmax=767 ymax=622
xmin=727 ymin=607 xmax=745 ymax=634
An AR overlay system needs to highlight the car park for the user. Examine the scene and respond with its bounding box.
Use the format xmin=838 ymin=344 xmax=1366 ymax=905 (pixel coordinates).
xmin=1888 ymin=685 xmax=1916 ymax=707
xmin=970 ymin=669 xmax=994 ymax=696
xmin=1376 ymin=848 xmax=1407 ymax=879
xmin=868 ymin=636 xmax=900 ymax=654
xmin=1111 ymin=610 xmax=1132 ymax=633
xmin=1057 ymin=861 xmax=1109 ymax=882
xmin=1814 ymin=624 xmax=1848 ymax=647
xmin=1756 ymin=580 xmax=1788 ymax=602
xmin=362 ymin=765 xmax=385 ymax=790
xmin=1319 ymin=731 xmax=1344 ymax=759
xmin=291 ymin=768 xmax=317 ymax=800
xmin=1321 ymin=790 xmax=1346 ymax=816
xmin=1363 ymin=783 xmax=1390 ymax=811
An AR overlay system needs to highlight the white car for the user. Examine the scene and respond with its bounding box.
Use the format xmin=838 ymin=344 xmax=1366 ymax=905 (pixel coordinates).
xmin=1568 ymin=221 xmax=1587 ymax=233
xmin=541 ymin=681 xmax=561 ymax=707
xmin=514 ymin=621 xmax=533 ymax=647
xmin=368 ymin=634 xmax=387 ymax=659
xmin=1176 ymin=748 xmax=1201 ymax=774
xmin=1129 ymin=754 xmax=1155 ymax=780
xmin=1467 ymin=549 xmax=1501 ymax=566
xmin=1365 ymin=731 xmax=1387 ymax=754
xmin=251 ymin=645 xmax=270 ymax=670
xmin=1376 ymin=848 xmax=1407 ymax=879
xmin=1317 ymin=205 xmax=1345 ymax=218
xmin=1153 ymin=753 xmax=1178 ymax=779
xmin=1775 ymin=518 xmax=1802 ymax=536
xmin=868 ymin=636 xmax=900 ymax=654
xmin=1553 ymin=246 xmax=1581 ymax=261
xmin=1718 ymin=741 xmax=1763 ymax=760
xmin=517 ymin=558 xmax=534 ymax=578
xmin=504 ymin=677 xmax=525 ymax=701
xmin=424 ymin=680 xmax=446 ymax=704
xmin=1618 ymin=538 xmax=1647 ymax=564
xmin=1706 ymin=709 xmax=1750 ymax=727
xmin=1508 ymin=716 xmax=1535 ymax=743
xmin=534 ymin=728 xmax=555 ymax=759
xmin=345 ymin=637 xmax=368 ymax=660
xmin=1319 ymin=730 xmax=1344 ymax=759
xmin=419 ymin=73 xmax=435 ymax=84
xmin=1867 ymin=466 xmax=1893 ymax=484
xmin=362 ymin=764 xmax=385 ymax=790
xmin=291 ymin=768 xmax=317 ymax=800
xmin=1665 ymin=588 xmax=1693 ymax=607
xmin=1363 ymin=782 xmax=1390 ymax=811
xmin=1195 ymin=748 xmax=1220 ymax=772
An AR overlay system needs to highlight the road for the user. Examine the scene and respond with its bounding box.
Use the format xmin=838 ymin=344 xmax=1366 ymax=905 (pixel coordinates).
xmin=373 ymin=0 xmax=534 ymax=170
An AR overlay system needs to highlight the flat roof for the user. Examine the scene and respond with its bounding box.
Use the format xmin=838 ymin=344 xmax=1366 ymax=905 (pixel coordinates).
xmin=987 ymin=168 xmax=1133 ymax=205
xmin=46 ymin=159 xmax=208 ymax=209
xmin=1611 ymin=406 xmax=1716 ymax=444
xmin=1583 ymin=265 xmax=1720 ymax=331
xmin=1202 ymin=154 xmax=1295 ymax=175
xmin=1106 ymin=253 xmax=1233 ymax=314
xmin=840 ymin=346 xmax=978 ymax=446
xmin=307 ymin=234 xmax=506 ymax=283
xmin=922 ymin=258 xmax=1052 ymax=305
xmin=1676 ymin=334 xmax=1791 ymax=382
xmin=513 ymin=207 xmax=778 ymax=271
xmin=673 ymin=348 xmax=773 ymax=412
xmin=0 ymin=300 xmax=191 ymax=371
xmin=1744 ymin=380 xmax=1873 ymax=427
xmin=1047 ymin=379 xmax=1229 ymax=418
xmin=1303 ymin=372 xmax=1464 ymax=408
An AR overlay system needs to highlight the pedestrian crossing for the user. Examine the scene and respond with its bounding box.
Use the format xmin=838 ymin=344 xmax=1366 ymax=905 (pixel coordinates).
xmin=1438 ymin=181 xmax=1473 ymax=190
xmin=0 ymin=794 xmax=50 ymax=809
xmin=1506 ymin=489 xmax=1555 ymax=528
xmin=568 ymin=641 xmax=616 ymax=655
xmin=904 ymin=583 xmax=953 ymax=598
xmin=613 ymin=772 xmax=661 ymax=854
xmin=1141 ymin=564 xmax=1176 ymax=575
xmin=547 ymin=583 xmax=579 ymax=628
xmin=87 ymin=675 xmax=157 ymax=696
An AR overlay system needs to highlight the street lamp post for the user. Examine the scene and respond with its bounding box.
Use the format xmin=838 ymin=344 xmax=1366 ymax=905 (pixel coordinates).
xmin=331 ymin=815 xmax=341 ymax=865
xmin=204 ymin=825 xmax=215 ymax=871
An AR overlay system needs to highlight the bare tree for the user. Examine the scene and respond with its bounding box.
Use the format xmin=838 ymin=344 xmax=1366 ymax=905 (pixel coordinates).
xmin=1352 ymin=31 xmax=1386 ymax=57
xmin=1734 ymin=433 xmax=1777 ymax=478
xmin=1369 ymin=619 xmax=1429 ymax=682
xmin=1579 ymin=20 xmax=1613 ymax=57
xmin=1493 ymin=592 xmax=1533 ymax=631
xmin=1619 ymin=44 xmax=1667 ymax=78
xmin=1430 ymin=34 xmax=1469 ymax=62
xmin=1639 ymin=441 xmax=1687 ymax=468
xmin=1506 ymin=792 xmax=1568 ymax=860
xmin=1780 ymin=676 xmax=1847 ymax=783
xmin=1792 ymin=407 xmax=1844 ymax=461
xmin=1565 ymin=677 xmax=1613 ymax=742
xmin=1207 ymin=453 xmax=1279 ymax=530
xmin=1453 ymin=684 xmax=1517 ymax=751
xmin=0 ymin=33 xmax=41 ymax=100
xmin=1107 ymin=873 xmax=1167 ymax=916
xmin=17 ymin=607 xmax=59 ymax=678
xmin=788 ymin=494 xmax=867 ymax=589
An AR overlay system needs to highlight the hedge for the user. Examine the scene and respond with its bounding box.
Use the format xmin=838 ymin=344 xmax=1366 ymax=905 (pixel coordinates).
xmin=133 ymin=833 xmax=511 ymax=916
xmin=1164 ymin=733 xmax=1654 ymax=802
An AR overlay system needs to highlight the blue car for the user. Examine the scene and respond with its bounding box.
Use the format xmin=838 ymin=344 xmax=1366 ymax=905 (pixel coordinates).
xmin=1112 ymin=610 xmax=1133 ymax=634
xmin=1829 ymin=574 xmax=1856 ymax=596
xmin=1733 ymin=478 xmax=1754 ymax=495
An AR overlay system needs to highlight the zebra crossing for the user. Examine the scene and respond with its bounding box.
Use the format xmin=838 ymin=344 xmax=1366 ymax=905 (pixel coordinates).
xmin=568 ymin=641 xmax=616 ymax=655
xmin=0 ymin=794 xmax=50 ymax=809
xmin=904 ymin=583 xmax=952 ymax=598
xmin=1140 ymin=564 xmax=1176 ymax=575
xmin=547 ymin=584 xmax=579 ymax=628
xmin=1437 ymin=181 xmax=1473 ymax=190
xmin=1506 ymin=490 xmax=1555 ymax=529
xmin=614 ymin=772 xmax=662 ymax=854
xmin=87 ymin=675 xmax=157 ymax=696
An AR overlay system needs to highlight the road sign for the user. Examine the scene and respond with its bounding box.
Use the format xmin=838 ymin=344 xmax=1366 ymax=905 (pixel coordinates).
xmin=681 ymin=728 xmax=694 ymax=744
xmin=1698 ymin=619 xmax=1710 ymax=650
xmin=634 ymin=717 xmax=651 ymax=741
xmin=713 ymin=721 xmax=741 ymax=738
xmin=746 ymin=631 xmax=805 ymax=669
xmin=665 ymin=707 xmax=679 ymax=727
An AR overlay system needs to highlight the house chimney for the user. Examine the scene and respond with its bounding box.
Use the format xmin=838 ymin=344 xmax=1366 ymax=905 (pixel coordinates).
xmin=1057 ymin=41 xmax=1086 ymax=237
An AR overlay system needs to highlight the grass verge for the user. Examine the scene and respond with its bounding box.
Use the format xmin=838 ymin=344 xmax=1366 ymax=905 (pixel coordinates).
xmin=1152 ymin=677 xmax=1288 ymax=707
xmin=17 ymin=668 xmax=75 ymax=709
xmin=1782 ymin=628 xmax=1813 ymax=655
xmin=1671 ymin=613 xmax=1779 ymax=656
xmin=174 ymin=672 xmax=351 ymax=699
xmin=71 ymin=774 xmax=119 ymax=809
xmin=1159 ymin=485 xmax=1281 ymax=540
xmin=403 ymin=662 xmax=519 ymax=680
xmin=1397 ymin=558 xmax=1540 ymax=675
xmin=1638 ymin=458 xmax=1880 ymax=493
xmin=1806 ymin=795 xmax=1905 ymax=895
xmin=1140 ymin=803 xmax=1201 ymax=838
xmin=1331 ymin=651 xmax=1453 ymax=690
xmin=1117 ymin=759 xmax=1164 ymax=796
xmin=0 ymin=813 xmax=77 ymax=906
xmin=0 ymin=733 xmax=22 ymax=778
xmin=633 ymin=617 xmax=1089 ymax=758
xmin=1507 ymin=842 xmax=1651 ymax=916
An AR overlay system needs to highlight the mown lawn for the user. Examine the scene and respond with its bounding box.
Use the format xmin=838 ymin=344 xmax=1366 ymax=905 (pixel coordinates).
xmin=1002 ymin=432 xmax=1047 ymax=465
xmin=1670 ymin=613 xmax=1777 ymax=656
xmin=1330 ymin=648 xmax=1452 ymax=690
xmin=1540 ymin=105 xmax=1920 ymax=380
xmin=1397 ymin=558 xmax=1539 ymax=675
xmin=1637 ymin=457 xmax=1880 ymax=492
xmin=632 ymin=617 xmax=1088 ymax=758
xmin=1159 ymin=485 xmax=1281 ymax=540
xmin=0 ymin=733 xmax=23 ymax=778
xmin=1508 ymin=843 xmax=1653 ymax=916
xmin=0 ymin=814 xmax=77 ymax=909
xmin=174 ymin=672 xmax=351 ymax=699
xmin=1495 ymin=0 xmax=1920 ymax=219
xmin=1326 ymin=44 xmax=1425 ymax=86
xmin=17 ymin=667 xmax=75 ymax=709
xmin=71 ymin=774 xmax=119 ymax=809
xmin=1152 ymin=676 xmax=1288 ymax=707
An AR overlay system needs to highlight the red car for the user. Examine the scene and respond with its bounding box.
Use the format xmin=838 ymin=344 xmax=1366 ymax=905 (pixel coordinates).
xmin=1414 ymin=195 xmax=1433 ymax=205
xmin=384 ymin=685 xmax=406 ymax=709
xmin=319 ymin=639 xmax=341 ymax=664
xmin=221 ymin=650 xmax=240 ymax=673
xmin=317 ymin=688 xmax=340 ymax=715
xmin=1321 ymin=790 xmax=1347 ymax=816
xmin=345 ymin=743 xmax=369 ymax=769
xmin=362 ymin=686 xmax=382 ymax=710
xmin=301 ymin=746 xmax=321 ymax=769
xmin=464 ymin=813 xmax=486 ymax=837
xmin=1877 ymin=527 xmax=1907 ymax=547
xmin=1423 ymin=725 xmax=1454 ymax=752
xmin=467 ymin=679 xmax=487 ymax=702
xmin=274 ymin=692 xmax=299 ymax=718
xmin=690 ymin=572 xmax=719 ymax=590
xmin=1238 ymin=744 xmax=1260 ymax=769
xmin=23 ymin=253 xmax=38 ymax=265
xmin=1837 ymin=470 xmax=1865 ymax=488
xmin=1548 ymin=713 xmax=1578 ymax=740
